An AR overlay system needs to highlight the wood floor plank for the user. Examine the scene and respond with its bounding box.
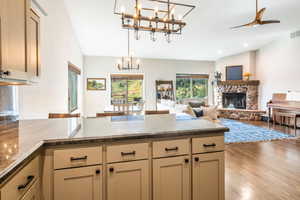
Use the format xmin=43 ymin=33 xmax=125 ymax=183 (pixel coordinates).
xmin=226 ymin=120 xmax=300 ymax=200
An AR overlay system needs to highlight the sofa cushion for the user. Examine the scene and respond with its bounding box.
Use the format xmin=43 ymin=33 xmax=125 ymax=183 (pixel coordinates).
xmin=188 ymin=101 xmax=206 ymax=108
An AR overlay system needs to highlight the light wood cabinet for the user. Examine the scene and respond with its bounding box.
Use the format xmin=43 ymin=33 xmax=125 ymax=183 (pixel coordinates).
xmin=20 ymin=180 xmax=40 ymax=200
xmin=0 ymin=0 xmax=30 ymax=80
xmin=27 ymin=9 xmax=40 ymax=79
xmin=153 ymin=156 xmax=191 ymax=200
xmin=54 ymin=165 xmax=103 ymax=200
xmin=1 ymin=156 xmax=40 ymax=200
xmin=107 ymin=160 xmax=149 ymax=200
xmin=192 ymin=152 xmax=225 ymax=200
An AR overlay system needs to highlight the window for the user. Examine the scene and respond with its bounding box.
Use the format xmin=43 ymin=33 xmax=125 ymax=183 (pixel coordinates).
xmin=68 ymin=62 xmax=81 ymax=112
xmin=111 ymin=74 xmax=143 ymax=104
xmin=176 ymin=74 xmax=209 ymax=101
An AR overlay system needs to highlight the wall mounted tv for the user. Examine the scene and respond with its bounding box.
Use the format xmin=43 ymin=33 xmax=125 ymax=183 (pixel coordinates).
xmin=226 ymin=65 xmax=243 ymax=80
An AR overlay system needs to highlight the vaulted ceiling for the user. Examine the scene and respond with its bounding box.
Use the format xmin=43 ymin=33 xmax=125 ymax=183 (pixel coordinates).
xmin=64 ymin=0 xmax=300 ymax=60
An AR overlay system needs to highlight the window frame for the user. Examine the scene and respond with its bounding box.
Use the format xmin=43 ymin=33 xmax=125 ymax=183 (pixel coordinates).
xmin=68 ymin=62 xmax=81 ymax=113
xmin=176 ymin=74 xmax=209 ymax=101
xmin=110 ymin=74 xmax=144 ymax=104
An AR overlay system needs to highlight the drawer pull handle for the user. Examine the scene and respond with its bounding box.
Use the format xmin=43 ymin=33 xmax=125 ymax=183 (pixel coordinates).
xmin=95 ymin=169 xmax=101 ymax=174
xmin=194 ymin=157 xmax=199 ymax=162
xmin=17 ymin=175 xmax=34 ymax=190
xmin=203 ymin=143 xmax=216 ymax=148
xmin=165 ymin=147 xmax=178 ymax=152
xmin=70 ymin=155 xmax=88 ymax=161
xmin=109 ymin=167 xmax=114 ymax=172
xmin=121 ymin=151 xmax=136 ymax=156
xmin=184 ymin=158 xmax=189 ymax=163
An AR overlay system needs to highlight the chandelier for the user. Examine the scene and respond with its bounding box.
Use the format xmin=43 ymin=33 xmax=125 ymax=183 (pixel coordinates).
xmin=117 ymin=28 xmax=141 ymax=70
xmin=114 ymin=0 xmax=195 ymax=43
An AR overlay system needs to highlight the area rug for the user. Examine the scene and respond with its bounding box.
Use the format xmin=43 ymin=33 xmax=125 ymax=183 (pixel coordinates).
xmin=220 ymin=119 xmax=295 ymax=144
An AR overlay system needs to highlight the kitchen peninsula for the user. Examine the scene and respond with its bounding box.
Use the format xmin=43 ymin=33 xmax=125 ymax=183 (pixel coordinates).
xmin=0 ymin=114 xmax=229 ymax=200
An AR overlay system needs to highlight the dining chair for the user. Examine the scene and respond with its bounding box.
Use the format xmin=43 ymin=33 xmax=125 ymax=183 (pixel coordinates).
xmin=48 ymin=113 xmax=80 ymax=119
xmin=96 ymin=112 xmax=126 ymax=117
xmin=145 ymin=110 xmax=170 ymax=115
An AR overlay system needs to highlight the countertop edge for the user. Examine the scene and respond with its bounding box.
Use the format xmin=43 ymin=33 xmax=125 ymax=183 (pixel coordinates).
xmin=0 ymin=126 xmax=229 ymax=184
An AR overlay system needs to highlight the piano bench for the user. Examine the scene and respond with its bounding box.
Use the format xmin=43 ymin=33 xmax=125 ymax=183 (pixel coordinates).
xmin=273 ymin=112 xmax=299 ymax=135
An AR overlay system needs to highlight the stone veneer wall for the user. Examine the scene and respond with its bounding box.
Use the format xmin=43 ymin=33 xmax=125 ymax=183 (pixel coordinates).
xmin=214 ymin=80 xmax=260 ymax=110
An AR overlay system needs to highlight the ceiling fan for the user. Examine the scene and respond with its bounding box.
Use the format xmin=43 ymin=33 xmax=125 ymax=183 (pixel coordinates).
xmin=231 ymin=0 xmax=280 ymax=29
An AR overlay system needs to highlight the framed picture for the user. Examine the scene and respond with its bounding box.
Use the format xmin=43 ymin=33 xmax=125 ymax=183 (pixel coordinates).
xmin=87 ymin=78 xmax=106 ymax=90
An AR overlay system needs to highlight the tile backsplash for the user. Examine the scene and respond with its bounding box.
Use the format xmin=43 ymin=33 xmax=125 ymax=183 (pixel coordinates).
xmin=0 ymin=86 xmax=17 ymax=116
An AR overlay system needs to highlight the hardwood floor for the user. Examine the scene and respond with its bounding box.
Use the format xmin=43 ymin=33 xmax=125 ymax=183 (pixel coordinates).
xmin=226 ymin=120 xmax=300 ymax=200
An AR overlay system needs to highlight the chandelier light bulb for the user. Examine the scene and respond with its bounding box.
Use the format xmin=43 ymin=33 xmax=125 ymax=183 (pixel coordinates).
xmin=120 ymin=6 xmax=125 ymax=14
xmin=137 ymin=4 xmax=142 ymax=10
xmin=171 ymin=8 xmax=175 ymax=15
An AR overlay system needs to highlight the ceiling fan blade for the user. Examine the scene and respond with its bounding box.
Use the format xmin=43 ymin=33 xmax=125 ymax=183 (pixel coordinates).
xmin=256 ymin=8 xmax=266 ymax=20
xmin=261 ymin=20 xmax=280 ymax=24
xmin=231 ymin=21 xmax=257 ymax=29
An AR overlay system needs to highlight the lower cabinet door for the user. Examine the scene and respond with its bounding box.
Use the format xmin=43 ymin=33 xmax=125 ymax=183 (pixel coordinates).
xmin=20 ymin=180 xmax=40 ymax=200
xmin=153 ymin=156 xmax=191 ymax=200
xmin=192 ymin=152 xmax=224 ymax=200
xmin=107 ymin=160 xmax=149 ymax=200
xmin=54 ymin=165 xmax=102 ymax=200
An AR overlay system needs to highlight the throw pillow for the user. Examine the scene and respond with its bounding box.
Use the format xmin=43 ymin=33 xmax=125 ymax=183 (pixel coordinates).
xmin=184 ymin=105 xmax=196 ymax=117
xmin=193 ymin=108 xmax=204 ymax=118
xmin=202 ymin=106 xmax=218 ymax=120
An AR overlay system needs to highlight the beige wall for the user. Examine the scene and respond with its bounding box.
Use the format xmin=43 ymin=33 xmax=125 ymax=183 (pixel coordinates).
xmin=18 ymin=0 xmax=83 ymax=119
xmin=215 ymin=51 xmax=256 ymax=80
xmin=83 ymin=56 xmax=215 ymax=117
xmin=256 ymin=35 xmax=300 ymax=109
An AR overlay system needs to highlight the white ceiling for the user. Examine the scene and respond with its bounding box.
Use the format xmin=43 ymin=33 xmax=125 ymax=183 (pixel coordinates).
xmin=64 ymin=0 xmax=300 ymax=61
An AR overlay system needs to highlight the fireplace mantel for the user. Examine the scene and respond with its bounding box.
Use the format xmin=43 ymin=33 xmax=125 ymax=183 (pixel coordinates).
xmin=217 ymin=80 xmax=260 ymax=86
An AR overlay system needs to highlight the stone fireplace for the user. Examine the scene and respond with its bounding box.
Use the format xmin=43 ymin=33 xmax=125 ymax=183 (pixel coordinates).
xmin=215 ymin=80 xmax=259 ymax=110
xmin=214 ymin=80 xmax=265 ymax=120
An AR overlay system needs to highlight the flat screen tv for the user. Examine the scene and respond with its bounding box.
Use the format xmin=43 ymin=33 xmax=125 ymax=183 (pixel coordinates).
xmin=226 ymin=66 xmax=243 ymax=80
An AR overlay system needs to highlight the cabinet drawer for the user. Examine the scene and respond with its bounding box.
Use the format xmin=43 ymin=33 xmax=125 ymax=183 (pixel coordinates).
xmin=54 ymin=146 xmax=102 ymax=170
xmin=153 ymin=139 xmax=189 ymax=158
xmin=1 ymin=156 xmax=40 ymax=200
xmin=192 ymin=136 xmax=224 ymax=154
xmin=107 ymin=143 xmax=149 ymax=163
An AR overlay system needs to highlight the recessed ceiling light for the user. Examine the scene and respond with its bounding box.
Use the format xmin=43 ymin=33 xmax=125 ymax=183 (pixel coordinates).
xmin=243 ymin=43 xmax=249 ymax=47
xmin=218 ymin=50 xmax=223 ymax=54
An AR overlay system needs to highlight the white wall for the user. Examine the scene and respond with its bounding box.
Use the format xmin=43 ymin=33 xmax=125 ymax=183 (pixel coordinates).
xmin=83 ymin=56 xmax=215 ymax=117
xmin=18 ymin=0 xmax=83 ymax=119
xmin=256 ymin=35 xmax=300 ymax=109
xmin=216 ymin=51 xmax=256 ymax=80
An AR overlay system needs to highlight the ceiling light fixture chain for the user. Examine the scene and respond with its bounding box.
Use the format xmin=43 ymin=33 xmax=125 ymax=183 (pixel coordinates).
xmin=116 ymin=27 xmax=140 ymax=71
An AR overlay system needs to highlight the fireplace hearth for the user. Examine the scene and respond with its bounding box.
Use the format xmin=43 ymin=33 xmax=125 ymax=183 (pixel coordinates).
xmin=222 ymin=93 xmax=246 ymax=109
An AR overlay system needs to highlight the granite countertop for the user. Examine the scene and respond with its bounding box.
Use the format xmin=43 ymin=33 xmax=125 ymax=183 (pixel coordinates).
xmin=0 ymin=114 xmax=229 ymax=183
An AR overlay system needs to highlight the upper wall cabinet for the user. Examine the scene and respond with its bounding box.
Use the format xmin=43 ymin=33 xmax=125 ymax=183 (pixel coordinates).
xmin=0 ymin=0 xmax=40 ymax=83
xmin=27 ymin=9 xmax=41 ymax=80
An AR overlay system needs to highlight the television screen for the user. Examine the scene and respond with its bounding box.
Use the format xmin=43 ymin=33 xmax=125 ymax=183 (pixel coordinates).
xmin=226 ymin=66 xmax=243 ymax=80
